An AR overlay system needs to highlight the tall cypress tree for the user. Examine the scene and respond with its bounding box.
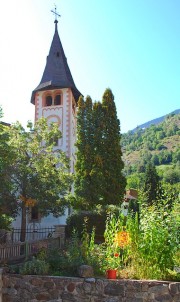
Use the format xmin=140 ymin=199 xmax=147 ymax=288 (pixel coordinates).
xmin=100 ymin=88 xmax=126 ymax=205
xmin=92 ymin=101 xmax=106 ymax=203
xmin=74 ymin=96 xmax=96 ymax=209
xmin=74 ymin=89 xmax=126 ymax=209
xmin=74 ymin=96 xmax=86 ymax=208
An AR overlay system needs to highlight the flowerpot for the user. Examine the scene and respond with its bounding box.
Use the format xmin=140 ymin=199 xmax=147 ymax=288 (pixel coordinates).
xmin=106 ymin=269 xmax=117 ymax=279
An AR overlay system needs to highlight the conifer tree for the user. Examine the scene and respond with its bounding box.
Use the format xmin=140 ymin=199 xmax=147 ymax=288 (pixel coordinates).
xmin=99 ymin=88 xmax=126 ymax=205
xmin=74 ymin=96 xmax=97 ymax=209
xmin=74 ymin=89 xmax=126 ymax=209
xmin=92 ymin=101 xmax=106 ymax=204
xmin=143 ymin=162 xmax=161 ymax=205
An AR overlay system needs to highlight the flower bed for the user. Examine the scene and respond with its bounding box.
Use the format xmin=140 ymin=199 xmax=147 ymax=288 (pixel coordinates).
xmin=1 ymin=205 xmax=180 ymax=301
xmin=4 ymin=202 xmax=180 ymax=283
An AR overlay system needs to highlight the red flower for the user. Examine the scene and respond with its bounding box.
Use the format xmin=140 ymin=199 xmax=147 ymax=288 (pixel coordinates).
xmin=114 ymin=253 xmax=119 ymax=257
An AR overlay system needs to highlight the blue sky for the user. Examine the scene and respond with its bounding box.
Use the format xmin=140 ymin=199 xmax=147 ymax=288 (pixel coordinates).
xmin=0 ymin=0 xmax=179 ymax=133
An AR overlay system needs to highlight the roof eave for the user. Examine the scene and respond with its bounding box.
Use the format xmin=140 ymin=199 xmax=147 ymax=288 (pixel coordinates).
xmin=31 ymin=85 xmax=82 ymax=105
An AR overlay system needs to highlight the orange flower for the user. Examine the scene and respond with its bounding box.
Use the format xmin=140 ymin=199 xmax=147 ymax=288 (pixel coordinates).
xmin=114 ymin=253 xmax=119 ymax=257
xmin=115 ymin=231 xmax=129 ymax=248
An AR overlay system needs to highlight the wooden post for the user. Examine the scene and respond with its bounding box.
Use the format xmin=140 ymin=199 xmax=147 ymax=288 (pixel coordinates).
xmin=25 ymin=241 xmax=29 ymax=260
xmin=0 ymin=268 xmax=3 ymax=302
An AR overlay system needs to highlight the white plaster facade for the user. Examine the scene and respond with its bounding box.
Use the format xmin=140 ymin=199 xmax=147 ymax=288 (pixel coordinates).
xmin=34 ymin=88 xmax=77 ymax=172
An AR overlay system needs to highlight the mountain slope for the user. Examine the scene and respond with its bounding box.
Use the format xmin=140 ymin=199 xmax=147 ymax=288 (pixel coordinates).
xmin=121 ymin=113 xmax=180 ymax=183
xmin=132 ymin=109 xmax=180 ymax=132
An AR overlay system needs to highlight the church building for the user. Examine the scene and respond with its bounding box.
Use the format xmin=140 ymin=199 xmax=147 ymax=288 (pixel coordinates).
xmin=12 ymin=12 xmax=81 ymax=231
xmin=31 ymin=16 xmax=81 ymax=175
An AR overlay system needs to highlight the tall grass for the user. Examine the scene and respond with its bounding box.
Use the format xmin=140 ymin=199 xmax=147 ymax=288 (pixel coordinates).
xmin=126 ymin=200 xmax=179 ymax=280
xmin=80 ymin=200 xmax=179 ymax=280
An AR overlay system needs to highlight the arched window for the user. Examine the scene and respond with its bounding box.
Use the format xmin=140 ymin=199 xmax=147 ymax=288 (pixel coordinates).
xmin=54 ymin=94 xmax=61 ymax=105
xmin=46 ymin=96 xmax=52 ymax=106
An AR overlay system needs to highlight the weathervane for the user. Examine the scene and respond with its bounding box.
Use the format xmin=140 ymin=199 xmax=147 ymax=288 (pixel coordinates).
xmin=51 ymin=4 xmax=61 ymax=23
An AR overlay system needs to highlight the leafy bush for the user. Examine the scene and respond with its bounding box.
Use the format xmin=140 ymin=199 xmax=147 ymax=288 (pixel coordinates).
xmin=0 ymin=214 xmax=13 ymax=230
xmin=36 ymin=247 xmax=48 ymax=261
xmin=66 ymin=210 xmax=107 ymax=242
xmin=46 ymin=230 xmax=85 ymax=276
xmin=66 ymin=206 xmax=122 ymax=241
xmin=20 ymin=257 xmax=49 ymax=275
xmin=64 ymin=230 xmax=85 ymax=274
xmin=46 ymin=248 xmax=64 ymax=273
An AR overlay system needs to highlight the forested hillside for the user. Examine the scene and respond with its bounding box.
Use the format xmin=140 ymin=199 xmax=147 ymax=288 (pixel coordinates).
xmin=121 ymin=113 xmax=180 ymax=184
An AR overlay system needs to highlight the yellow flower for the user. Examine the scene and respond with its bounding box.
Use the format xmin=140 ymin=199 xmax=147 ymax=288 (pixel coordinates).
xmin=115 ymin=231 xmax=129 ymax=248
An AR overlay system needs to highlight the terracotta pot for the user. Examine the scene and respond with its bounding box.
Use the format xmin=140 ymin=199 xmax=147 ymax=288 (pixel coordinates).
xmin=106 ymin=269 xmax=117 ymax=279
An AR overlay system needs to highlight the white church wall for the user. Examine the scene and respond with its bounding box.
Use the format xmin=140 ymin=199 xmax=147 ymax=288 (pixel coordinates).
xmin=11 ymin=209 xmax=68 ymax=229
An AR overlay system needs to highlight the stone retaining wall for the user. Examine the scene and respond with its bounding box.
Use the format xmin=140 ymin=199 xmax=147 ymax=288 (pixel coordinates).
xmin=1 ymin=273 xmax=180 ymax=302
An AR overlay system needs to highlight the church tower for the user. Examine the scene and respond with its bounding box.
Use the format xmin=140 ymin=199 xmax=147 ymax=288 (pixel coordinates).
xmin=31 ymin=15 xmax=81 ymax=174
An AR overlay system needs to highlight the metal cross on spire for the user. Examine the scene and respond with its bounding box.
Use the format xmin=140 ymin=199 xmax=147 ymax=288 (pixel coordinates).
xmin=51 ymin=5 xmax=61 ymax=23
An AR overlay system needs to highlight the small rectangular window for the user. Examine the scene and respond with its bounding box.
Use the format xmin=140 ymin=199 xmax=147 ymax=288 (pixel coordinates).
xmin=54 ymin=95 xmax=61 ymax=105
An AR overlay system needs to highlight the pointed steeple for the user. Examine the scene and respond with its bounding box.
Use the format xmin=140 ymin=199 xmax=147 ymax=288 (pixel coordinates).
xmin=31 ymin=20 xmax=81 ymax=104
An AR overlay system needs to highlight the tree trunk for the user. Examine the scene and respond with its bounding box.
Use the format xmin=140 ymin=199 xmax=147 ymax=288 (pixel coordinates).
xmin=20 ymin=204 xmax=27 ymax=242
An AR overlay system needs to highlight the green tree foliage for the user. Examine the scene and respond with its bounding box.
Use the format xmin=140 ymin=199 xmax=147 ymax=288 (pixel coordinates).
xmin=0 ymin=214 xmax=13 ymax=230
xmin=122 ymin=113 xmax=180 ymax=179
xmin=160 ymin=183 xmax=180 ymax=210
xmin=172 ymin=151 xmax=180 ymax=163
xmin=74 ymin=96 xmax=99 ymax=208
xmin=74 ymin=89 xmax=126 ymax=209
xmin=100 ymin=89 xmax=126 ymax=204
xmin=0 ymin=108 xmax=17 ymax=217
xmin=1 ymin=118 xmax=72 ymax=241
xmin=163 ymin=167 xmax=180 ymax=184
xmin=143 ymin=162 xmax=162 ymax=205
xmin=122 ymin=113 xmax=180 ymax=192
xmin=126 ymin=173 xmax=144 ymax=190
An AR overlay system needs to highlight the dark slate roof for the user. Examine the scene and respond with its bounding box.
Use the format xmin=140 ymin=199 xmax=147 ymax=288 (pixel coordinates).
xmin=31 ymin=21 xmax=81 ymax=104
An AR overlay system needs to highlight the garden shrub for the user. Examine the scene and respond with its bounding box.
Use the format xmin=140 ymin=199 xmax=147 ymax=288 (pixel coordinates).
xmin=36 ymin=247 xmax=47 ymax=261
xmin=63 ymin=230 xmax=85 ymax=274
xmin=66 ymin=206 xmax=121 ymax=241
xmin=45 ymin=230 xmax=85 ymax=276
xmin=46 ymin=248 xmax=63 ymax=273
xmin=66 ymin=210 xmax=107 ymax=242
xmin=0 ymin=214 xmax=13 ymax=230
xmin=20 ymin=257 xmax=49 ymax=275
